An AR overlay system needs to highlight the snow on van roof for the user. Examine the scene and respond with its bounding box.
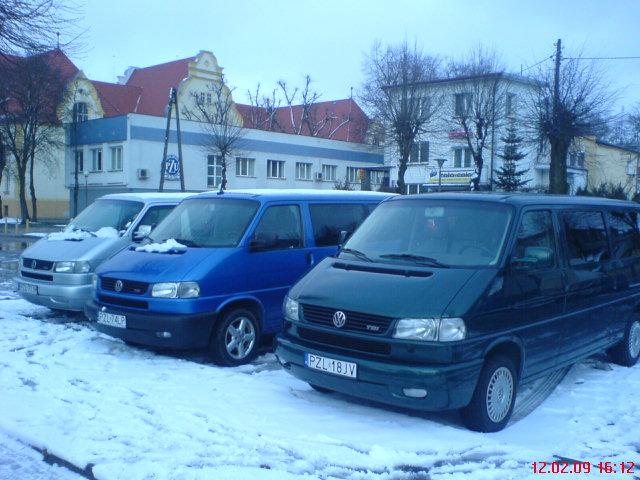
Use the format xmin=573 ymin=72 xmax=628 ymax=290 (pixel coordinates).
xmin=98 ymin=192 xmax=196 ymax=203
xmin=192 ymin=189 xmax=395 ymax=199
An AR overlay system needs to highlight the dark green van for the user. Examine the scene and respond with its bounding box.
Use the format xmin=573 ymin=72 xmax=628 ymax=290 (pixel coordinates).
xmin=276 ymin=194 xmax=640 ymax=432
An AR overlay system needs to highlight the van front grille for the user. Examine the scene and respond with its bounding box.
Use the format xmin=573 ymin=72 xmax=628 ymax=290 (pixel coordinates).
xmin=22 ymin=258 xmax=54 ymax=271
xmin=297 ymin=327 xmax=391 ymax=355
xmin=21 ymin=271 xmax=53 ymax=282
xmin=300 ymin=304 xmax=393 ymax=335
xmin=101 ymin=277 xmax=149 ymax=295
xmin=98 ymin=294 xmax=148 ymax=310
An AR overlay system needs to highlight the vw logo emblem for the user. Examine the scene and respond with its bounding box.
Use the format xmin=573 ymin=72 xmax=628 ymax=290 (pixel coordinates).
xmin=332 ymin=311 xmax=346 ymax=328
xmin=31 ymin=260 xmax=37 ymax=269
xmin=114 ymin=280 xmax=124 ymax=292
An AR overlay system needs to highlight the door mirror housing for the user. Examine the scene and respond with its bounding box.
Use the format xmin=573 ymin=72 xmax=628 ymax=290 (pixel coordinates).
xmin=133 ymin=224 xmax=152 ymax=242
xmin=338 ymin=230 xmax=350 ymax=246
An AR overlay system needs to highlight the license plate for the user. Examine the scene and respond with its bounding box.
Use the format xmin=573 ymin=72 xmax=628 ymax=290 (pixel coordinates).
xmin=305 ymin=353 xmax=357 ymax=378
xmin=97 ymin=311 xmax=126 ymax=329
xmin=18 ymin=283 xmax=37 ymax=295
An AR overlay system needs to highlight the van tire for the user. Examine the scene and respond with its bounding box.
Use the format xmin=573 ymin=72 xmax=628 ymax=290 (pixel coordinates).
xmin=610 ymin=319 xmax=640 ymax=367
xmin=208 ymin=308 xmax=260 ymax=367
xmin=460 ymin=354 xmax=518 ymax=433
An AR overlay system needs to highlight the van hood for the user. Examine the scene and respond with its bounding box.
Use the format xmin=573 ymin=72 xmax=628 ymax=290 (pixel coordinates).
xmin=21 ymin=236 xmax=123 ymax=263
xmin=289 ymin=258 xmax=489 ymax=319
xmin=95 ymin=247 xmax=228 ymax=283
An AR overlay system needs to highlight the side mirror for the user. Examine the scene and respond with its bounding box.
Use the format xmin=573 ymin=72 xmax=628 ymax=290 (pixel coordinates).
xmin=133 ymin=224 xmax=152 ymax=242
xmin=338 ymin=230 xmax=350 ymax=246
xmin=511 ymin=246 xmax=553 ymax=271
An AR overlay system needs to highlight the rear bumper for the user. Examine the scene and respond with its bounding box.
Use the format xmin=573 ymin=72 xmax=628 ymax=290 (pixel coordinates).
xmin=85 ymin=299 xmax=214 ymax=349
xmin=16 ymin=277 xmax=93 ymax=311
xmin=276 ymin=334 xmax=482 ymax=411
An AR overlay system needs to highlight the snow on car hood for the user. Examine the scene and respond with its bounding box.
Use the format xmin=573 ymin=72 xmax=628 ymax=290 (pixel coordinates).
xmin=22 ymin=232 xmax=125 ymax=263
xmin=47 ymin=227 xmax=120 ymax=241
xmin=134 ymin=239 xmax=187 ymax=253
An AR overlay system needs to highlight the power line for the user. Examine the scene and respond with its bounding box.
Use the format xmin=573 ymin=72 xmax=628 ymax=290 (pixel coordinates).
xmin=564 ymin=56 xmax=640 ymax=60
xmin=520 ymin=54 xmax=554 ymax=74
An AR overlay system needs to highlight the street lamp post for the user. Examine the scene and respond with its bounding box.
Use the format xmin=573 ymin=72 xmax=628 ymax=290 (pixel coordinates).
xmin=83 ymin=171 xmax=89 ymax=209
xmin=436 ymin=158 xmax=446 ymax=192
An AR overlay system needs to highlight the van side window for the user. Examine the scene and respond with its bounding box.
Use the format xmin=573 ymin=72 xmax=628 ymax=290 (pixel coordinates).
xmin=607 ymin=210 xmax=640 ymax=259
xmin=253 ymin=205 xmax=303 ymax=250
xmin=562 ymin=211 xmax=610 ymax=265
xmin=138 ymin=206 xmax=174 ymax=229
xmin=309 ymin=204 xmax=368 ymax=246
xmin=511 ymin=211 xmax=556 ymax=270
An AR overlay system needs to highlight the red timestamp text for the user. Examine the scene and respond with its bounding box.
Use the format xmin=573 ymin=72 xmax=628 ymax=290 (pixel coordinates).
xmin=532 ymin=461 xmax=636 ymax=475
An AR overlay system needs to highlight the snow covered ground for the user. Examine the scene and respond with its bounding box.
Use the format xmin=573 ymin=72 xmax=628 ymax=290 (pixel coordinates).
xmin=0 ymin=297 xmax=639 ymax=479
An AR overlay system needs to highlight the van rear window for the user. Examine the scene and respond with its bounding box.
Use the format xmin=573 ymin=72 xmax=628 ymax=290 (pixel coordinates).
xmin=607 ymin=210 xmax=640 ymax=259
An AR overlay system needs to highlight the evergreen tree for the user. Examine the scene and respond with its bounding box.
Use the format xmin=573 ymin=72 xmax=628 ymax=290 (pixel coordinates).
xmin=494 ymin=126 xmax=530 ymax=192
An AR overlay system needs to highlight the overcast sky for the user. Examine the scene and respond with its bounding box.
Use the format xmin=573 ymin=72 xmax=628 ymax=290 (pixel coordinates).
xmin=73 ymin=0 xmax=640 ymax=110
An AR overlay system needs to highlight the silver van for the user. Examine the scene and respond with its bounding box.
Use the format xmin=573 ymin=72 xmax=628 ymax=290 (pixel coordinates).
xmin=16 ymin=192 xmax=193 ymax=311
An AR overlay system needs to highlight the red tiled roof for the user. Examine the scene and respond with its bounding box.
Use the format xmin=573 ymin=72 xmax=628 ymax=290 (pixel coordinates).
xmin=237 ymin=98 xmax=369 ymax=143
xmin=91 ymin=80 xmax=141 ymax=117
xmin=125 ymin=57 xmax=194 ymax=116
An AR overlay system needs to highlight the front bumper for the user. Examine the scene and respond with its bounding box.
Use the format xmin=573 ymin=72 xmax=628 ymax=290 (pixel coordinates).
xmin=85 ymin=299 xmax=214 ymax=349
xmin=16 ymin=277 xmax=93 ymax=311
xmin=276 ymin=334 xmax=483 ymax=411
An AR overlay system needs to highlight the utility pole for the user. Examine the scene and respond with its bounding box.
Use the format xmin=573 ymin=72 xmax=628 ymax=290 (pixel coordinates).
xmin=173 ymin=88 xmax=185 ymax=192
xmin=158 ymin=87 xmax=185 ymax=192
xmin=550 ymin=38 xmax=563 ymax=194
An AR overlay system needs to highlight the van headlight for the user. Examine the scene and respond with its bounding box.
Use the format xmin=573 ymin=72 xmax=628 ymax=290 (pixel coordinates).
xmin=393 ymin=318 xmax=466 ymax=342
xmin=284 ymin=296 xmax=299 ymax=321
xmin=54 ymin=261 xmax=91 ymax=273
xmin=151 ymin=282 xmax=200 ymax=298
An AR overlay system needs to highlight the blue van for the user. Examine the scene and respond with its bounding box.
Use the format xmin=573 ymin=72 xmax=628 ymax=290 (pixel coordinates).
xmin=85 ymin=189 xmax=393 ymax=365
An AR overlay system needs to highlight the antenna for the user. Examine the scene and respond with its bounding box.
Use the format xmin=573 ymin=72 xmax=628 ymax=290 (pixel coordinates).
xmin=56 ymin=32 xmax=60 ymax=49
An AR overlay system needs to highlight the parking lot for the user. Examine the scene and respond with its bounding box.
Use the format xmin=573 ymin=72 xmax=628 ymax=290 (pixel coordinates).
xmin=1 ymin=238 xmax=639 ymax=480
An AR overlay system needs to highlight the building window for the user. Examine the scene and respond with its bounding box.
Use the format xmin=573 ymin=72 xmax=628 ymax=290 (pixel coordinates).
xmin=75 ymin=150 xmax=84 ymax=173
xmin=207 ymin=155 xmax=224 ymax=188
xmin=347 ymin=167 xmax=361 ymax=184
xmin=369 ymin=170 xmax=386 ymax=185
xmin=295 ymin=162 xmax=312 ymax=180
xmin=3 ymin=174 xmax=10 ymax=194
xmin=454 ymin=93 xmax=472 ymax=117
xmin=322 ymin=164 xmax=337 ymax=182
xmin=109 ymin=146 xmax=123 ymax=171
xmin=409 ymin=141 xmax=430 ymax=163
xmin=90 ymin=148 xmax=102 ymax=172
xmin=505 ymin=93 xmax=517 ymax=117
xmin=453 ymin=147 xmax=472 ymax=168
xmin=267 ymin=160 xmax=285 ymax=179
xmin=406 ymin=184 xmax=428 ymax=195
xmin=73 ymin=102 xmax=88 ymax=122
xmin=568 ymin=152 xmax=585 ymax=168
xmin=235 ymin=157 xmax=255 ymax=177
xmin=206 ymin=93 xmax=212 ymax=105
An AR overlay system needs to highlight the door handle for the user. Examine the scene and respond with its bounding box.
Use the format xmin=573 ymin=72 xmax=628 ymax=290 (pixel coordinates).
xmin=514 ymin=298 xmax=554 ymax=310
xmin=307 ymin=252 xmax=315 ymax=266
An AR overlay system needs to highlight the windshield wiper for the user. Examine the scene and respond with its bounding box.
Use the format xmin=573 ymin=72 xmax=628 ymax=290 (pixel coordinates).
xmin=172 ymin=238 xmax=202 ymax=248
xmin=378 ymin=253 xmax=449 ymax=268
xmin=339 ymin=247 xmax=374 ymax=263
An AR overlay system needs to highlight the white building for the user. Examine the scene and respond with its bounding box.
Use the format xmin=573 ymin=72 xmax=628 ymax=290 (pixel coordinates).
xmin=384 ymin=73 xmax=587 ymax=194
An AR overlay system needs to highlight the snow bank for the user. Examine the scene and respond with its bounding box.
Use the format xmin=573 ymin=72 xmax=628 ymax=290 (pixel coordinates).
xmin=0 ymin=298 xmax=638 ymax=479
xmin=134 ymin=238 xmax=187 ymax=253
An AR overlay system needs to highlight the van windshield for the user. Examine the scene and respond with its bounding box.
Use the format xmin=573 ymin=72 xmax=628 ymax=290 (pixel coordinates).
xmin=342 ymin=199 xmax=513 ymax=267
xmin=70 ymin=200 xmax=144 ymax=234
xmin=149 ymin=198 xmax=259 ymax=248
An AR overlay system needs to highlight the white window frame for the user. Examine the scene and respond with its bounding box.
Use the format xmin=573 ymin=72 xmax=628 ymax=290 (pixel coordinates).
xmin=295 ymin=162 xmax=312 ymax=181
xmin=454 ymin=92 xmax=472 ymax=117
xmin=75 ymin=149 xmax=84 ymax=173
xmin=347 ymin=167 xmax=361 ymax=184
xmin=505 ymin=93 xmax=517 ymax=117
xmin=267 ymin=160 xmax=285 ymax=179
xmin=74 ymin=102 xmax=88 ymax=123
xmin=109 ymin=146 xmax=123 ymax=172
xmin=90 ymin=148 xmax=103 ymax=172
xmin=322 ymin=164 xmax=337 ymax=182
xmin=207 ymin=155 xmax=224 ymax=188
xmin=235 ymin=157 xmax=255 ymax=177
xmin=453 ymin=147 xmax=473 ymax=169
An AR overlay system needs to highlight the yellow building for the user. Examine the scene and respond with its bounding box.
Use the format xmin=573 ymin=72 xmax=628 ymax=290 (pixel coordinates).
xmin=575 ymin=135 xmax=640 ymax=197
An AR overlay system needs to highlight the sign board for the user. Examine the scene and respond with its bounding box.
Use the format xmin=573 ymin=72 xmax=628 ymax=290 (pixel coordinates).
xmin=164 ymin=154 xmax=180 ymax=181
xmin=427 ymin=168 xmax=474 ymax=186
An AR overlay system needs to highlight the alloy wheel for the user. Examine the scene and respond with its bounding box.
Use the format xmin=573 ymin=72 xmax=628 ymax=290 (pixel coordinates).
xmin=224 ymin=316 xmax=256 ymax=360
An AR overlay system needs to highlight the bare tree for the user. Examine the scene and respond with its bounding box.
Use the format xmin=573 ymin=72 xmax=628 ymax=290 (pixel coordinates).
xmin=184 ymin=79 xmax=245 ymax=191
xmin=526 ymin=47 xmax=617 ymax=194
xmin=0 ymin=52 xmax=65 ymax=222
xmin=0 ymin=131 xmax=6 ymax=218
xmin=246 ymin=83 xmax=282 ymax=132
xmin=0 ymin=0 xmax=80 ymax=55
xmin=442 ymin=47 xmax=507 ymax=190
xmin=360 ymin=40 xmax=441 ymax=193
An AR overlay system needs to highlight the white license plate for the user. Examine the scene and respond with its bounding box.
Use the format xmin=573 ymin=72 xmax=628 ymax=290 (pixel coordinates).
xmin=18 ymin=283 xmax=37 ymax=295
xmin=305 ymin=353 xmax=357 ymax=378
xmin=97 ymin=311 xmax=126 ymax=329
